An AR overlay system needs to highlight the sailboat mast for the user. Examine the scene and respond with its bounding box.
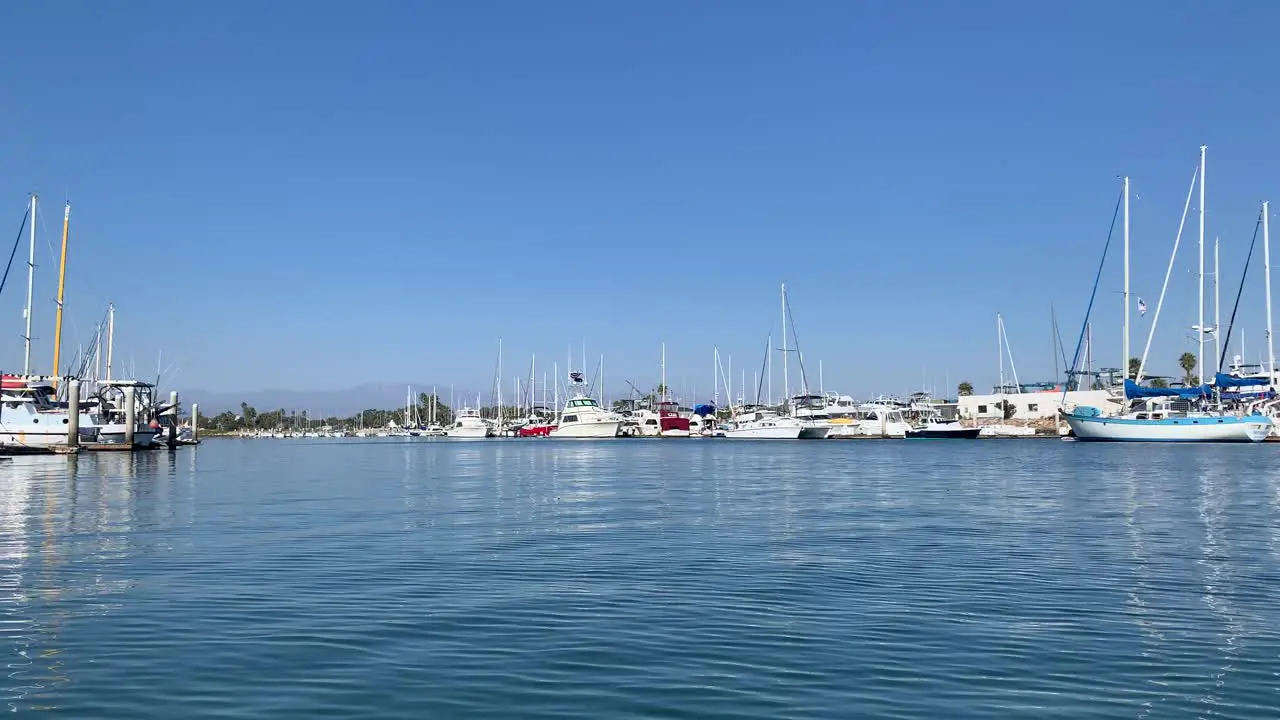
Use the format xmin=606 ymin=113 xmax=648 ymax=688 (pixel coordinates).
xmin=1214 ymin=237 xmax=1221 ymax=375
xmin=713 ymin=347 xmax=719 ymax=407
xmin=106 ymin=303 xmax=115 ymax=382
xmin=1123 ymin=175 xmax=1131 ymax=382
xmin=661 ymin=342 xmax=666 ymax=403
xmin=52 ymin=202 xmax=71 ymax=380
xmin=780 ymin=283 xmax=790 ymax=405
xmin=1198 ymin=145 xmax=1206 ymax=379
xmin=1264 ymin=201 xmax=1275 ymax=378
xmin=997 ymin=313 xmax=1006 ymax=397
xmin=23 ymin=194 xmax=37 ymax=375
xmin=599 ymin=354 xmax=604 ymax=406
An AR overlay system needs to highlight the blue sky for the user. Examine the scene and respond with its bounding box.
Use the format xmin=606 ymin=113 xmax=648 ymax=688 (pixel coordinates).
xmin=3 ymin=1 xmax=1279 ymax=402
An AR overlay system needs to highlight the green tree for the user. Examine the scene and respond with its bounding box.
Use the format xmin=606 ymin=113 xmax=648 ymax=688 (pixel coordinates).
xmin=957 ymin=381 xmax=974 ymax=396
xmin=1128 ymin=357 xmax=1142 ymax=380
xmin=240 ymin=401 xmax=257 ymax=428
xmin=1150 ymin=377 xmax=1169 ymax=388
xmin=995 ymin=399 xmax=1017 ymax=420
xmin=1179 ymin=352 xmax=1197 ymax=386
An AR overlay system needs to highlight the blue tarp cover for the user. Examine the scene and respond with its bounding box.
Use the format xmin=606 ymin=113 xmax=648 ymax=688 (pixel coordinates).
xmin=1214 ymin=372 xmax=1269 ymax=389
xmin=693 ymin=404 xmax=716 ymax=416
xmin=1124 ymin=379 xmax=1211 ymax=399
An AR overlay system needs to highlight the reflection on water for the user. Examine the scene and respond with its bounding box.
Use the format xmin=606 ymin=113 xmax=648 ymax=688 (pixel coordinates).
xmin=0 ymin=451 xmax=197 ymax=711
xmin=0 ymin=441 xmax=1277 ymax=716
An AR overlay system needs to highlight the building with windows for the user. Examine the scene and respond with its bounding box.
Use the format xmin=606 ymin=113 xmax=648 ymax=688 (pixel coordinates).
xmin=956 ymin=389 xmax=1120 ymax=421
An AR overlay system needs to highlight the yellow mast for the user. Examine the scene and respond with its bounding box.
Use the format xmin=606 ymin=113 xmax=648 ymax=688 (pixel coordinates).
xmin=51 ymin=202 xmax=70 ymax=383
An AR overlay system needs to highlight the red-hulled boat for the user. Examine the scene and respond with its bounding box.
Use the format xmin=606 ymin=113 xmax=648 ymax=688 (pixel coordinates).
xmin=657 ymin=401 xmax=690 ymax=437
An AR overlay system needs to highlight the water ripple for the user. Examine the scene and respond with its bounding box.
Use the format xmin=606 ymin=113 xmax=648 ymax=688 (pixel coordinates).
xmin=0 ymin=441 xmax=1277 ymax=716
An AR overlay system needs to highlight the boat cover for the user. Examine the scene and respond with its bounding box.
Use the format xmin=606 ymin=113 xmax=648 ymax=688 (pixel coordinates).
xmin=1124 ymin=379 xmax=1211 ymax=399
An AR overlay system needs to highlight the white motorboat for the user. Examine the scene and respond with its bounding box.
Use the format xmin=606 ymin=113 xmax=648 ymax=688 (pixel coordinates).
xmin=722 ymin=407 xmax=803 ymax=439
xmin=444 ymin=408 xmax=492 ymax=439
xmin=550 ymin=394 xmax=620 ymax=439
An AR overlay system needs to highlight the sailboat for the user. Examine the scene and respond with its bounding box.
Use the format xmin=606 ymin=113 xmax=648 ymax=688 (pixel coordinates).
xmin=1062 ymin=152 xmax=1271 ymax=442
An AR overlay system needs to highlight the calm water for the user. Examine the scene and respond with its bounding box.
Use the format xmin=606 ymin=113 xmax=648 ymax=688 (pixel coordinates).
xmin=1 ymin=439 xmax=1278 ymax=717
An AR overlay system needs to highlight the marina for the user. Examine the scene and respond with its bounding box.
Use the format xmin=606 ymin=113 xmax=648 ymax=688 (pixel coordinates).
xmin=7 ymin=3 xmax=1280 ymax=717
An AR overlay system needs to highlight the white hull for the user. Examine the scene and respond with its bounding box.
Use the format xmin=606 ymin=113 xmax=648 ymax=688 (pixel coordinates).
xmin=723 ymin=425 xmax=803 ymax=439
xmin=0 ymin=430 xmax=79 ymax=448
xmin=659 ymin=428 xmax=690 ymax=438
xmin=550 ymin=421 xmax=620 ymax=439
xmin=828 ymin=420 xmax=910 ymax=438
xmin=1065 ymin=414 xmax=1271 ymax=442
xmin=444 ymin=426 xmax=490 ymax=439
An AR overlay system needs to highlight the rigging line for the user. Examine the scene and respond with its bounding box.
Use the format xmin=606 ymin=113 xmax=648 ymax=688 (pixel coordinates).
xmin=1063 ymin=184 xmax=1124 ymax=404
xmin=0 ymin=207 xmax=31 ymax=298
xmin=784 ymin=293 xmax=811 ymax=395
xmin=1218 ymin=214 xmax=1262 ymax=371
xmin=755 ymin=334 xmax=770 ymax=406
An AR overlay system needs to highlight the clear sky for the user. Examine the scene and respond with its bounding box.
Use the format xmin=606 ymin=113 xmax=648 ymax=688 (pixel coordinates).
xmin=3 ymin=1 xmax=1279 ymax=402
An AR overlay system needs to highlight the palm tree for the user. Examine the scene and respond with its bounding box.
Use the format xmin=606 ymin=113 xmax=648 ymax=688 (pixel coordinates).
xmin=1128 ymin=357 xmax=1142 ymax=380
xmin=1178 ymin=352 xmax=1197 ymax=386
xmin=957 ymin=381 xmax=974 ymax=396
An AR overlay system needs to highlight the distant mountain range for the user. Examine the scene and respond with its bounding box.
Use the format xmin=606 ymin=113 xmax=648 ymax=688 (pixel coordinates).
xmin=183 ymin=383 xmax=484 ymax=417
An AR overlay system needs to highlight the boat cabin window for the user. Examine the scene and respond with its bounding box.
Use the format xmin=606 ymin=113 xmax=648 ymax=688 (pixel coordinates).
xmin=568 ymin=399 xmax=597 ymax=408
xmin=1028 ymin=403 xmax=1038 ymax=412
xmin=1135 ymin=413 xmax=1148 ymax=420
xmin=562 ymin=415 xmax=579 ymax=424
xmin=977 ymin=405 xmax=988 ymax=414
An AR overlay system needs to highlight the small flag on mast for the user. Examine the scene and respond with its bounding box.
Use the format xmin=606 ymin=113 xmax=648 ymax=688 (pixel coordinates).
xmin=1137 ymin=298 xmax=1147 ymax=316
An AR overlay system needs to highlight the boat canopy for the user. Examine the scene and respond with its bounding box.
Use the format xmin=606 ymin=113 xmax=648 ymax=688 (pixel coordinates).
xmin=1124 ymin=379 xmax=1210 ymax=399
xmin=693 ymin=404 xmax=716 ymax=416
xmin=1214 ymin=372 xmax=1269 ymax=389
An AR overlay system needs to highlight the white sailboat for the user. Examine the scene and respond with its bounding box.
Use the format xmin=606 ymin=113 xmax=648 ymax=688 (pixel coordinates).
xmin=1062 ymin=153 xmax=1271 ymax=443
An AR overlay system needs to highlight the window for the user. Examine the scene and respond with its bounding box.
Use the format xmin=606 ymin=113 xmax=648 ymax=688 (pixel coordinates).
xmin=977 ymin=405 xmax=988 ymax=414
xmin=1028 ymin=403 xmax=1038 ymax=412
xmin=562 ymin=415 xmax=578 ymax=424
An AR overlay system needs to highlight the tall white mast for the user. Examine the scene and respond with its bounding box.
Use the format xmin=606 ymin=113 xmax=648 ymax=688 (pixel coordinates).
xmin=819 ymin=359 xmax=824 ymax=396
xmin=599 ymin=354 xmax=604 ymax=406
xmin=1123 ymin=176 xmax=1131 ymax=382
xmin=1213 ymin=237 xmax=1221 ymax=375
xmin=23 ymin=194 xmax=37 ymax=375
xmin=661 ymin=342 xmax=666 ymax=402
xmin=496 ymin=337 xmax=503 ymax=418
xmin=1198 ymin=145 xmax=1206 ymax=380
xmin=997 ymin=313 xmax=1005 ymax=396
xmin=106 ymin=303 xmax=116 ymax=382
xmin=1264 ymin=201 xmax=1275 ymax=380
xmin=780 ymin=283 xmax=790 ymax=405
xmin=713 ymin=347 xmax=719 ymax=407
